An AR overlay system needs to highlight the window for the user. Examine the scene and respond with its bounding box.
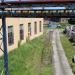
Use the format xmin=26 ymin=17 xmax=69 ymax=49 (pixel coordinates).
xmin=39 ymin=21 xmax=42 ymax=32
xmin=28 ymin=23 xmax=31 ymax=36
xmin=43 ymin=11 xmax=48 ymax=14
xmin=36 ymin=11 xmax=42 ymax=13
xmin=8 ymin=26 xmax=14 ymax=46
xmin=29 ymin=11 xmax=34 ymax=14
xmin=34 ymin=22 xmax=37 ymax=34
xmin=19 ymin=24 xmax=24 ymax=40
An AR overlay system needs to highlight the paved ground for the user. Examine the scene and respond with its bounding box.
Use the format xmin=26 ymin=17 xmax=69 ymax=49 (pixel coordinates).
xmin=51 ymin=29 xmax=74 ymax=75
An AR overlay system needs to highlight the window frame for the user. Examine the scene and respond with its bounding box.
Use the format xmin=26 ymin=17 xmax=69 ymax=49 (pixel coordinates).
xmin=39 ymin=21 xmax=42 ymax=32
xmin=34 ymin=22 xmax=37 ymax=34
xmin=19 ymin=24 xmax=24 ymax=40
xmin=8 ymin=26 xmax=14 ymax=46
xmin=28 ymin=23 xmax=32 ymax=36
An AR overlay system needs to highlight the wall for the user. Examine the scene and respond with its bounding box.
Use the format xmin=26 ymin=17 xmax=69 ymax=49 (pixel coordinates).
xmin=0 ymin=18 xmax=43 ymax=56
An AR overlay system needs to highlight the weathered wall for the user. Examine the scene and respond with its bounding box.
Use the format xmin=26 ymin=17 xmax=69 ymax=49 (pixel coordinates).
xmin=0 ymin=18 xmax=43 ymax=56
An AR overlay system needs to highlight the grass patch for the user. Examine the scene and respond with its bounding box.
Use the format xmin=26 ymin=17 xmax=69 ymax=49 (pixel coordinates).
xmin=60 ymin=33 xmax=75 ymax=74
xmin=41 ymin=65 xmax=53 ymax=75
xmin=0 ymin=35 xmax=53 ymax=75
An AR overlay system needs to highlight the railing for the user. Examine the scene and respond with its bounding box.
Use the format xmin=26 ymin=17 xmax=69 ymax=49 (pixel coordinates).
xmin=0 ymin=9 xmax=74 ymax=17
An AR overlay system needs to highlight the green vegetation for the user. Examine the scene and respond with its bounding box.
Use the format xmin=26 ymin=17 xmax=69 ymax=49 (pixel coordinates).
xmin=60 ymin=34 xmax=75 ymax=74
xmin=68 ymin=18 xmax=75 ymax=24
xmin=59 ymin=22 xmax=69 ymax=29
xmin=0 ymin=35 xmax=53 ymax=75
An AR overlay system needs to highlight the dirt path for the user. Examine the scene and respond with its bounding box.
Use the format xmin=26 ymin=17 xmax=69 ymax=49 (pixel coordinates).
xmin=51 ymin=29 xmax=74 ymax=75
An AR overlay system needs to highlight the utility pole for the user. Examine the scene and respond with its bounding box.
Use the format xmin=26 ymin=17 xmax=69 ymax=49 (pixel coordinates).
xmin=2 ymin=9 xmax=9 ymax=75
xmin=2 ymin=8 xmax=9 ymax=75
xmin=1 ymin=0 xmax=9 ymax=74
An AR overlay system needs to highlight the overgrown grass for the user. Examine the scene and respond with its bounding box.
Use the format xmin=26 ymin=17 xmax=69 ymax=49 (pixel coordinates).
xmin=60 ymin=33 xmax=75 ymax=74
xmin=0 ymin=35 xmax=53 ymax=75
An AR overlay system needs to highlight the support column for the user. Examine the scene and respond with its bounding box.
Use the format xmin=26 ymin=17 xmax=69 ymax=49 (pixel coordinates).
xmin=2 ymin=13 xmax=9 ymax=75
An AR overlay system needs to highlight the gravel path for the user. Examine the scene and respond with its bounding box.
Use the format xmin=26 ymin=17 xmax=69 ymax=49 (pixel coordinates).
xmin=52 ymin=29 xmax=74 ymax=75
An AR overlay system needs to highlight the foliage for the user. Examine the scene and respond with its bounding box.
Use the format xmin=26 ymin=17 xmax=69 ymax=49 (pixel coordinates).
xmin=0 ymin=34 xmax=53 ymax=75
xmin=60 ymin=34 xmax=75 ymax=74
xmin=68 ymin=18 xmax=75 ymax=24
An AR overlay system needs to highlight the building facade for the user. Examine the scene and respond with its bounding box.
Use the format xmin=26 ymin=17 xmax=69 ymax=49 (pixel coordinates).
xmin=0 ymin=18 xmax=43 ymax=56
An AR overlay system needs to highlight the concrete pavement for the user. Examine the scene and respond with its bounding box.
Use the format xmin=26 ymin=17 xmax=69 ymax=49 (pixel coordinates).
xmin=52 ymin=29 xmax=74 ymax=75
